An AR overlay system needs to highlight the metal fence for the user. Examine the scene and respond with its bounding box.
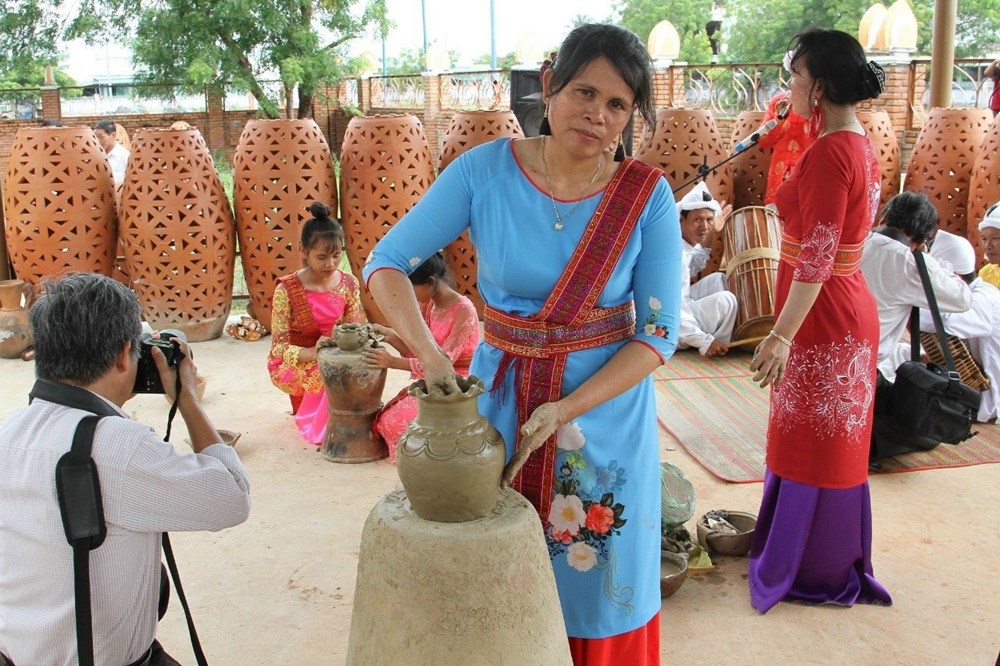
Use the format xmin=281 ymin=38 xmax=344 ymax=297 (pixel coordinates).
xmin=0 ymin=88 xmax=42 ymax=120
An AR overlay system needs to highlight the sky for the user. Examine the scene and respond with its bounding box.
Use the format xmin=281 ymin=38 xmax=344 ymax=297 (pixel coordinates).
xmin=61 ymin=0 xmax=622 ymax=82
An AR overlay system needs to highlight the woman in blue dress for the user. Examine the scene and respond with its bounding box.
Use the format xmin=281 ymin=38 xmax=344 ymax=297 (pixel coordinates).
xmin=363 ymin=23 xmax=681 ymax=665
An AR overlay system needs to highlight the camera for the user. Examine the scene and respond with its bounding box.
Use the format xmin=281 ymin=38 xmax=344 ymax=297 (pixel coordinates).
xmin=133 ymin=330 xmax=186 ymax=394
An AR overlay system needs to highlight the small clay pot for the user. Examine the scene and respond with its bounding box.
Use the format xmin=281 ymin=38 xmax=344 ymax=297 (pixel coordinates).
xmin=334 ymin=323 xmax=372 ymax=352
xmin=0 ymin=279 xmax=34 ymax=360
xmin=660 ymin=551 xmax=689 ymax=599
xmin=697 ymin=510 xmax=757 ymax=557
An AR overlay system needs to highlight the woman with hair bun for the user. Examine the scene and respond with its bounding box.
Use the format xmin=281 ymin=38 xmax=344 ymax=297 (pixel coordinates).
xmin=267 ymin=202 xmax=364 ymax=444
xmin=748 ymin=28 xmax=893 ymax=613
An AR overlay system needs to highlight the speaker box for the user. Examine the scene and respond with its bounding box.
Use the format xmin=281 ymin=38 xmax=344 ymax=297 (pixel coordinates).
xmin=508 ymin=67 xmax=634 ymax=154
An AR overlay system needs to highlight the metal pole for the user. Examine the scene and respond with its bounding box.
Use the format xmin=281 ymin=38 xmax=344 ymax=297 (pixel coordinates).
xmin=422 ymin=0 xmax=429 ymax=54
xmin=490 ymin=0 xmax=497 ymax=69
xmin=382 ymin=32 xmax=388 ymax=77
xmin=928 ymin=0 xmax=956 ymax=108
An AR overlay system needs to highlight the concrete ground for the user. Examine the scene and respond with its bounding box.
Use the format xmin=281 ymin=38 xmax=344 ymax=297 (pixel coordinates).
xmin=2 ymin=332 xmax=998 ymax=665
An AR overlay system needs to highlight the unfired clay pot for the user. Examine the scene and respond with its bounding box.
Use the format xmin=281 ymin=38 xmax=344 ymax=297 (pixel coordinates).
xmin=317 ymin=324 xmax=388 ymax=463
xmin=396 ymin=375 xmax=505 ymax=522
xmin=0 ymin=279 xmax=33 ymax=359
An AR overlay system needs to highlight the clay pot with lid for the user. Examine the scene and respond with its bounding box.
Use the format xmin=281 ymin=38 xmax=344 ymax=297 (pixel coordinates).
xmin=396 ymin=375 xmax=506 ymax=522
xmin=0 ymin=279 xmax=33 ymax=359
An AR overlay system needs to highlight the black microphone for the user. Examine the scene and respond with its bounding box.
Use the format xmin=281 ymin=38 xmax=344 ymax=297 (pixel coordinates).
xmin=733 ymin=119 xmax=778 ymax=154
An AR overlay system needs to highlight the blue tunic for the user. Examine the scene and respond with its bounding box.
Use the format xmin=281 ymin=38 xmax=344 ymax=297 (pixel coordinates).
xmin=363 ymin=139 xmax=682 ymax=638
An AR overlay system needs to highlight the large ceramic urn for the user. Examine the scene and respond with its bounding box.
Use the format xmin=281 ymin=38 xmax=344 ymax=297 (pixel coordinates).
xmin=857 ymin=110 xmax=901 ymax=211
xmin=340 ymin=114 xmax=435 ymax=325
xmin=968 ymin=114 xmax=1000 ymax=265
xmin=233 ymin=119 xmax=338 ymax=333
xmin=904 ymin=108 xmax=993 ymax=239
xmin=3 ymin=127 xmax=117 ymax=284
xmin=119 ymin=127 xmax=235 ymax=341
xmin=0 ymin=279 xmax=33 ymax=359
xmin=437 ymin=110 xmax=524 ymax=318
xmin=636 ymin=108 xmax=734 ymax=276
xmin=728 ymin=111 xmax=772 ymax=209
xmin=316 ymin=323 xmax=388 ymax=463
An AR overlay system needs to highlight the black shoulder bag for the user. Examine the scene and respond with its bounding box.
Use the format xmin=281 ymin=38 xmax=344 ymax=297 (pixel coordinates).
xmin=871 ymin=250 xmax=981 ymax=460
xmin=34 ymin=378 xmax=208 ymax=666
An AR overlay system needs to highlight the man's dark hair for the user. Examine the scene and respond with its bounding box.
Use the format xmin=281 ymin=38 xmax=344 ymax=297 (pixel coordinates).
xmin=879 ymin=191 xmax=938 ymax=244
xmin=30 ymin=273 xmax=143 ymax=384
xmin=94 ymin=119 xmax=117 ymax=135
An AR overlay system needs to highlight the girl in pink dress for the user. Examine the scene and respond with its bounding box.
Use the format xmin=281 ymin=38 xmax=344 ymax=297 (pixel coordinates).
xmin=362 ymin=252 xmax=479 ymax=462
xmin=267 ymin=202 xmax=365 ymax=444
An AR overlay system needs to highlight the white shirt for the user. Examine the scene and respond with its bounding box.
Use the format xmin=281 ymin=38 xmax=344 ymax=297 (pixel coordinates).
xmin=0 ymin=390 xmax=251 ymax=666
xmin=860 ymin=232 xmax=971 ymax=380
xmin=107 ymin=143 xmax=130 ymax=185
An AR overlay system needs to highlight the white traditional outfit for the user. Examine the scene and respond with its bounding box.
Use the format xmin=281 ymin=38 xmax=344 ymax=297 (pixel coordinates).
xmin=107 ymin=142 xmax=130 ymax=185
xmin=860 ymin=229 xmax=971 ymax=381
xmin=677 ymin=183 xmax=737 ymax=354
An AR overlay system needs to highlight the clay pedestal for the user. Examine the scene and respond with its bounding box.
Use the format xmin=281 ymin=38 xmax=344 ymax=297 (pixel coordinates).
xmin=346 ymin=488 xmax=572 ymax=666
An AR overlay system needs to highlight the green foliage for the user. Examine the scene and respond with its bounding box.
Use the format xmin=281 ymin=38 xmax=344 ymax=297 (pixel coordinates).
xmin=616 ymin=0 xmax=715 ymax=63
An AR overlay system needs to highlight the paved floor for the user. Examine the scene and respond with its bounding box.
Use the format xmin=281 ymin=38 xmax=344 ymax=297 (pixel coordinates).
xmin=2 ymin=332 xmax=997 ymax=665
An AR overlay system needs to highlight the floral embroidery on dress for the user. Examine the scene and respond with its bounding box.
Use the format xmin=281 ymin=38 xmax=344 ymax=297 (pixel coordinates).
xmin=772 ymin=334 xmax=874 ymax=440
xmin=864 ymin=142 xmax=881 ymax=228
xmin=793 ymin=222 xmax=840 ymax=282
xmin=643 ymin=296 xmax=669 ymax=338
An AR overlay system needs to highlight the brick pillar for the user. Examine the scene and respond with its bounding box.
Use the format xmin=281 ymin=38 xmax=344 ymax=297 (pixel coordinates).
xmin=423 ymin=73 xmax=442 ymax=166
xmin=205 ymin=85 xmax=226 ymax=152
xmin=40 ymin=86 xmax=62 ymax=123
xmin=861 ymin=54 xmax=923 ymax=172
xmin=360 ymin=76 xmax=372 ymax=114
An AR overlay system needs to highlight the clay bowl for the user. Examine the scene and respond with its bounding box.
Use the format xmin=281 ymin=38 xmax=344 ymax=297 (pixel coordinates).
xmin=217 ymin=429 xmax=241 ymax=448
xmin=659 ymin=551 xmax=689 ymax=599
xmin=697 ymin=510 xmax=757 ymax=557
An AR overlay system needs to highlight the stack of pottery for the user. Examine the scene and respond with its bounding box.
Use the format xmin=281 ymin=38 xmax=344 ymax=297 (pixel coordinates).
xmin=317 ymin=323 xmax=388 ymax=463
xmin=0 ymin=279 xmax=33 ymax=359
xmin=346 ymin=375 xmax=571 ymax=665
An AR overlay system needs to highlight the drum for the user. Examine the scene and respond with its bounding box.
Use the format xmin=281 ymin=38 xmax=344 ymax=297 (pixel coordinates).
xmin=722 ymin=206 xmax=782 ymax=350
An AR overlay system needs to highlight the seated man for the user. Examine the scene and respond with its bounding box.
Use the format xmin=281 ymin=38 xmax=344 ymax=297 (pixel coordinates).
xmin=94 ymin=119 xmax=130 ymax=185
xmin=0 ymin=273 xmax=251 ymax=665
xmin=922 ymin=204 xmax=1000 ymax=422
xmin=677 ymin=182 xmax=737 ymax=357
xmin=859 ymin=191 xmax=971 ymax=381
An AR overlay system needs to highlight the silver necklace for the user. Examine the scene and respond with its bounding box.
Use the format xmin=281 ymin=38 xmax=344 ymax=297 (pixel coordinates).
xmin=820 ymin=118 xmax=860 ymax=137
xmin=539 ymin=137 xmax=603 ymax=231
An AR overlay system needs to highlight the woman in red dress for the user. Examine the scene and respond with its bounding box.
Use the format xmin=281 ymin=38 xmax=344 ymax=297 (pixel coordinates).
xmin=748 ymin=29 xmax=893 ymax=613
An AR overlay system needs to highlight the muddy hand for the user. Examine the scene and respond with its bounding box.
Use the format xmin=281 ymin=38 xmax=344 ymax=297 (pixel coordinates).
xmin=422 ymin=351 xmax=460 ymax=396
xmin=502 ymin=403 xmax=563 ymax=486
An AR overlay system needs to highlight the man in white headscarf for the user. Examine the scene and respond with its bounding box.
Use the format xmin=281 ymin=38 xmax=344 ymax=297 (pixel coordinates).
xmin=676 ymin=182 xmax=737 ymax=357
xmin=921 ymin=202 xmax=1000 ymax=422
xmin=860 ymin=192 xmax=971 ymax=381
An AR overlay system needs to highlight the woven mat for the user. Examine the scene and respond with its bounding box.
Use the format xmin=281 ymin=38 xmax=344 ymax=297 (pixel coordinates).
xmin=655 ymin=350 xmax=1000 ymax=483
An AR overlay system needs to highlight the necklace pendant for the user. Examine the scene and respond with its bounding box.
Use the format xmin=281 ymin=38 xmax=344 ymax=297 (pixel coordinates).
xmin=554 ymin=220 xmax=564 ymax=231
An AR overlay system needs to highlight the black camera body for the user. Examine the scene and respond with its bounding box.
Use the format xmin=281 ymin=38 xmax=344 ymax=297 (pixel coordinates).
xmin=133 ymin=330 xmax=186 ymax=394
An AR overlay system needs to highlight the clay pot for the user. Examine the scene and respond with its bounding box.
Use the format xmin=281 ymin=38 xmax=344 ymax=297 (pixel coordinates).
xmin=317 ymin=325 xmax=388 ymax=463
xmin=729 ymin=111 xmax=772 ymax=209
xmin=904 ymin=108 xmax=993 ymax=238
xmin=696 ymin=510 xmax=757 ymax=557
xmin=3 ymin=127 xmax=117 ymax=284
xmin=660 ymin=551 xmax=689 ymax=599
xmin=396 ymin=375 xmax=505 ymax=522
xmin=233 ymin=119 xmax=338 ymax=332
xmin=340 ymin=114 xmax=435 ymax=325
xmin=438 ymin=110 xmax=524 ymax=318
xmin=0 ymin=279 xmax=33 ymax=359
xmin=636 ymin=108 xmax=734 ymax=276
xmin=119 ymin=127 xmax=235 ymax=341
xmin=968 ymin=114 xmax=1000 ymax=267
xmin=857 ymin=110 xmax=901 ymax=211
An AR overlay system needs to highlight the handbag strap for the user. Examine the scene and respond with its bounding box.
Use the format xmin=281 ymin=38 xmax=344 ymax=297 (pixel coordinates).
xmin=911 ymin=249 xmax=960 ymax=376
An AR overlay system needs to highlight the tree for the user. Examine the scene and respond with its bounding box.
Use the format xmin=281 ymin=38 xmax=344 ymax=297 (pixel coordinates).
xmin=1 ymin=0 xmax=390 ymax=119
xmin=616 ymin=0 xmax=715 ymax=64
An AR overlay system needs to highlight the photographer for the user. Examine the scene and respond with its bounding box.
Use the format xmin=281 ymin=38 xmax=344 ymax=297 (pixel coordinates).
xmin=0 ymin=273 xmax=251 ymax=666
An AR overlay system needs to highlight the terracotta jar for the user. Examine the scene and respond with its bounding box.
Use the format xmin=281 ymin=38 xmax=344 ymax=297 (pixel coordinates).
xmin=0 ymin=279 xmax=33 ymax=359
xmin=904 ymin=108 xmax=993 ymax=238
xmin=119 ymin=127 xmax=235 ymax=341
xmin=438 ymin=110 xmax=524 ymax=318
xmin=233 ymin=119 xmax=338 ymax=332
xmin=857 ymin=110 xmax=901 ymax=211
xmin=968 ymin=114 xmax=1000 ymax=265
xmin=340 ymin=114 xmax=435 ymax=325
xmin=3 ymin=127 xmax=117 ymax=284
xmin=636 ymin=108 xmax=734 ymax=276
xmin=317 ymin=324 xmax=388 ymax=463
xmin=728 ymin=111 xmax=771 ymax=209
xmin=396 ymin=375 xmax=506 ymax=522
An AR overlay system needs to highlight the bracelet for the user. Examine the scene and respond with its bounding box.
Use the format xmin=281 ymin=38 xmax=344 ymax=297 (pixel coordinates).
xmin=768 ymin=330 xmax=793 ymax=347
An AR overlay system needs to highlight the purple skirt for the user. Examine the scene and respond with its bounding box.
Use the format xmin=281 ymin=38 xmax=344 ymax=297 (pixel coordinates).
xmin=748 ymin=470 xmax=892 ymax=613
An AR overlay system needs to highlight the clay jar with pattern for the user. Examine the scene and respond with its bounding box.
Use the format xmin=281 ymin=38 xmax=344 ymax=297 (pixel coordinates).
xmin=438 ymin=111 xmax=524 ymax=318
xmin=340 ymin=114 xmax=435 ymax=325
xmin=636 ymin=108 xmax=734 ymax=275
xmin=968 ymin=114 xmax=1000 ymax=265
xmin=317 ymin=324 xmax=388 ymax=463
xmin=0 ymin=279 xmax=33 ymax=359
xmin=119 ymin=127 xmax=235 ymax=341
xmin=904 ymin=108 xmax=993 ymax=240
xmin=856 ymin=110 xmax=901 ymax=211
xmin=233 ymin=119 xmax=337 ymax=333
xmin=729 ymin=111 xmax=771 ymax=209
xmin=3 ymin=127 xmax=117 ymax=284
xmin=396 ymin=375 xmax=506 ymax=522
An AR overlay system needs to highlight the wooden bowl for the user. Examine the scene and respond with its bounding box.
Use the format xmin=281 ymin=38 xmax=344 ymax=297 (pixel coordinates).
xmin=659 ymin=551 xmax=689 ymax=598
xmin=697 ymin=510 xmax=757 ymax=557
